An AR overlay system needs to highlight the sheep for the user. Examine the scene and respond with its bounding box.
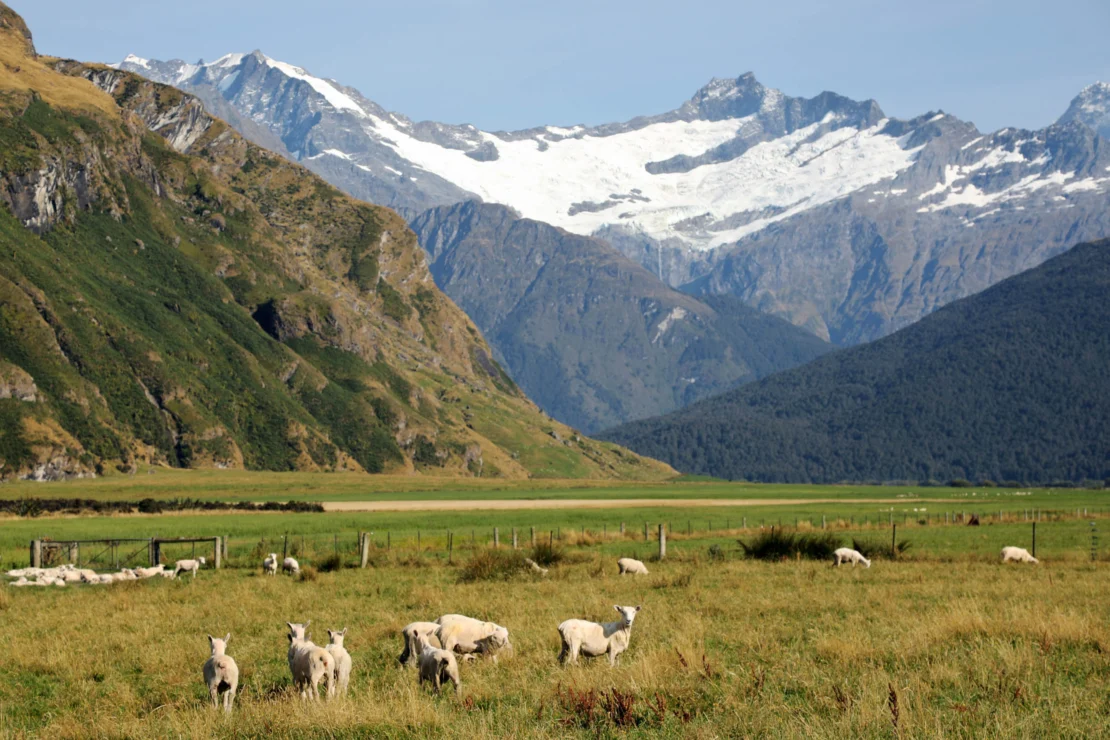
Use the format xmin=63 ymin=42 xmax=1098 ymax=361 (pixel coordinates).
xmin=97 ymin=574 xmax=116 ymax=584
xmin=617 ymin=557 xmax=649 ymax=575
xmin=133 ymin=565 xmax=165 ymax=579
xmin=282 ymin=557 xmax=300 ymax=576
xmin=112 ymin=569 xmax=138 ymax=582
xmin=1001 ymin=546 xmax=1038 ymax=564
xmin=203 ymin=633 xmax=239 ymax=713
xmin=416 ymin=634 xmax=460 ymax=695
xmin=158 ymin=570 xmax=176 ymax=579
xmin=399 ymin=621 xmax=441 ymax=667
xmin=286 ymin=621 xmax=335 ymax=700
xmin=173 ymin=557 xmax=206 ymax=579
xmin=262 ymin=553 xmax=278 ymax=576
xmin=8 ymin=577 xmax=29 ymax=587
xmin=558 ymin=605 xmax=642 ymax=667
xmin=325 ymin=628 xmax=352 ymax=696
xmin=523 ymin=558 xmax=549 ymax=576
xmin=833 ymin=548 xmax=871 ymax=568
xmin=435 ymin=614 xmax=512 ymax=663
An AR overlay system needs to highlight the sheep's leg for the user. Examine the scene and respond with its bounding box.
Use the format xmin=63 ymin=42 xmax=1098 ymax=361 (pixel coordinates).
xmin=227 ymin=681 xmax=236 ymax=712
xmin=433 ymin=671 xmax=442 ymax=694
xmin=210 ymin=685 xmax=219 ymax=709
xmin=557 ymin=637 xmax=568 ymax=665
xmin=569 ymin=640 xmax=581 ymax=665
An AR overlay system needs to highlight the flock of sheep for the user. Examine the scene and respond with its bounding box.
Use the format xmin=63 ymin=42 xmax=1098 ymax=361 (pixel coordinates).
xmin=5 ymin=557 xmax=209 ymax=587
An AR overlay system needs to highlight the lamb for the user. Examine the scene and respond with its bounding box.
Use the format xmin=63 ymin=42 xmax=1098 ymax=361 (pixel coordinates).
xmin=435 ymin=614 xmax=512 ymax=663
xmin=173 ymin=557 xmax=206 ymax=579
xmin=262 ymin=553 xmax=279 ymax=576
xmin=558 ymin=605 xmax=642 ymax=667
xmin=1001 ymin=546 xmax=1039 ymax=564
xmin=203 ymin=633 xmax=239 ymax=713
xmin=399 ymin=621 xmax=442 ymax=667
xmin=325 ymin=628 xmax=352 ymax=696
xmin=8 ymin=577 xmax=29 ymax=587
xmin=617 ymin=558 xmax=649 ymax=575
xmin=133 ymin=565 xmax=165 ymax=579
xmin=416 ymin=634 xmax=460 ymax=695
xmin=833 ymin=548 xmax=871 ymax=568
xmin=112 ymin=569 xmax=138 ymax=582
xmin=282 ymin=557 xmax=300 ymax=576
xmin=286 ymin=621 xmax=335 ymax=700
xmin=523 ymin=558 xmax=549 ymax=576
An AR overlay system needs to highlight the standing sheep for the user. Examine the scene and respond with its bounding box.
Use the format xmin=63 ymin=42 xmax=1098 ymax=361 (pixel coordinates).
xmin=173 ymin=557 xmax=206 ymax=579
xmin=286 ymin=621 xmax=335 ymax=700
xmin=435 ymin=614 xmax=512 ymax=663
xmin=325 ymin=628 xmax=352 ymax=696
xmin=262 ymin=553 xmax=278 ymax=576
xmin=617 ymin=558 xmax=649 ymax=575
xmin=282 ymin=557 xmax=300 ymax=576
xmin=1001 ymin=546 xmax=1039 ymax=563
xmin=416 ymin=634 xmax=460 ymax=695
xmin=558 ymin=605 xmax=642 ymax=667
xmin=203 ymin=633 xmax=239 ymax=713
xmin=399 ymin=621 xmax=441 ymax=667
xmin=833 ymin=548 xmax=871 ymax=568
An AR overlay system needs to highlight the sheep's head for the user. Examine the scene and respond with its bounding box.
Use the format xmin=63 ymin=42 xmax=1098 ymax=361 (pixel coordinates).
xmin=287 ymin=621 xmax=309 ymax=643
xmin=863 ymin=558 xmax=872 ymax=568
xmin=615 ymin=605 xmax=642 ymax=627
xmin=198 ymin=557 xmax=207 ymax=565
xmin=415 ymin=633 xmax=433 ymax=653
xmin=207 ymin=633 xmax=230 ymax=655
xmin=327 ymin=628 xmax=348 ymax=647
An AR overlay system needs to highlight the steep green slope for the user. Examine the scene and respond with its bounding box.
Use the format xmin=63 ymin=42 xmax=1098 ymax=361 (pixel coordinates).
xmin=602 ymin=239 xmax=1110 ymax=484
xmin=0 ymin=4 xmax=672 ymax=481
xmin=411 ymin=202 xmax=832 ymax=432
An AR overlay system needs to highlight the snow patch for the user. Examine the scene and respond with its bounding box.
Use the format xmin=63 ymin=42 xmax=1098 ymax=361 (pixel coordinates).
xmin=262 ymin=57 xmax=365 ymax=115
xmin=652 ymin=307 xmax=688 ymax=344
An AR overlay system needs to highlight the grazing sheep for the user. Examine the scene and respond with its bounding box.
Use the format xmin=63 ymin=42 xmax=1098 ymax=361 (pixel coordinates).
xmin=833 ymin=548 xmax=871 ymax=568
xmin=282 ymin=557 xmax=300 ymax=576
xmin=203 ymin=633 xmax=239 ymax=713
xmin=173 ymin=557 xmax=206 ymax=579
xmin=325 ymin=628 xmax=352 ymax=696
xmin=416 ymin=634 xmax=460 ymax=695
xmin=1001 ymin=546 xmax=1039 ymax=564
xmin=558 ymin=605 xmax=642 ymax=667
xmin=286 ymin=621 xmax=335 ymax=701
xmin=523 ymin=558 xmax=549 ymax=576
xmin=133 ymin=565 xmax=165 ymax=579
xmin=262 ymin=553 xmax=278 ymax=576
xmin=435 ymin=614 xmax=512 ymax=663
xmin=399 ymin=621 xmax=441 ymax=667
xmin=617 ymin=558 xmax=649 ymax=575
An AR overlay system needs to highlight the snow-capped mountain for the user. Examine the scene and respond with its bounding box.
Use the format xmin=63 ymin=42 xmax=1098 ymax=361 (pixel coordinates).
xmin=117 ymin=52 xmax=1110 ymax=343
xmin=1057 ymin=82 xmax=1110 ymax=140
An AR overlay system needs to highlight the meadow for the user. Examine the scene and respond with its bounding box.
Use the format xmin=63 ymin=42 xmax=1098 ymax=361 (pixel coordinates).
xmin=2 ymin=473 xmax=1109 ymax=737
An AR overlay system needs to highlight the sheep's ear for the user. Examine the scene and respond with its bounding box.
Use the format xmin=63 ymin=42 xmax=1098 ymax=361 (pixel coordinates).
xmin=635 ymin=605 xmax=642 ymax=611
xmin=304 ymin=619 xmax=311 ymax=628
xmin=341 ymin=628 xmax=348 ymax=636
xmin=207 ymin=634 xmax=215 ymax=644
xmin=328 ymin=630 xmax=335 ymax=640
xmin=224 ymin=633 xmax=231 ymax=644
xmin=614 ymin=605 xmax=621 ymax=613
xmin=286 ymin=622 xmax=295 ymax=631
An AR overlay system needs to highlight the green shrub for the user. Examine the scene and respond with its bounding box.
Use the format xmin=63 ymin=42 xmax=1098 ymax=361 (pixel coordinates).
xmin=297 ymin=565 xmax=318 ymax=582
xmin=318 ymin=553 xmax=344 ymax=573
xmin=739 ymin=529 xmax=841 ymax=561
xmin=852 ymin=537 xmax=913 ymax=560
xmin=457 ymin=550 xmax=526 ymax=583
xmin=529 ymin=540 xmax=565 ymax=567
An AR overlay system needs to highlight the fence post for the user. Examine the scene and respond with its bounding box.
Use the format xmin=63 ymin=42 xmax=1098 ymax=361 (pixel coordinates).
xmin=283 ymin=533 xmax=289 ymax=560
xmin=658 ymin=524 xmax=666 ymax=560
xmin=822 ymin=515 xmax=827 ymax=530
xmin=30 ymin=540 xmax=41 ymax=568
xmin=360 ymin=533 xmax=369 ymax=568
xmin=387 ymin=532 xmax=391 ymax=551
xmin=213 ymin=538 xmax=222 ymax=570
xmin=224 ymin=536 xmax=229 ymax=562
xmin=891 ymin=525 xmax=896 ymax=560
xmin=643 ymin=523 xmax=648 ymax=541
xmin=530 ymin=527 xmax=536 ymax=547
xmin=493 ymin=528 xmax=499 ymax=548
xmin=448 ymin=531 xmax=454 ymax=564
xmin=620 ymin=522 xmax=625 ymax=536
xmin=149 ymin=540 xmax=156 ymax=567
xmin=743 ymin=516 xmax=747 ymax=529
xmin=1032 ymin=521 xmax=1036 ymax=558
xmin=512 ymin=528 xmax=518 ymax=550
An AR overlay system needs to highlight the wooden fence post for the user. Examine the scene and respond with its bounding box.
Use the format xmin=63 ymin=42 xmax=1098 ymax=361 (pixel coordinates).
xmin=512 ymin=528 xmax=518 ymax=550
xmin=891 ymin=525 xmax=896 ymax=560
xmin=30 ymin=540 xmax=41 ymax=568
xmin=493 ymin=528 xmax=500 ymax=548
xmin=620 ymin=522 xmax=625 ymax=536
xmin=530 ymin=527 xmax=536 ymax=547
xmin=1032 ymin=521 xmax=1036 ymax=558
xmin=658 ymin=524 xmax=666 ymax=560
xmin=360 ymin=533 xmax=370 ymax=568
xmin=448 ymin=531 xmax=454 ymax=564
xmin=213 ymin=538 xmax=222 ymax=569
xmin=643 ymin=523 xmax=648 ymax=541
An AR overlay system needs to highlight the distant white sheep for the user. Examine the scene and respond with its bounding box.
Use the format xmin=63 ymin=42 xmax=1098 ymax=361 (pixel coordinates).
xmin=435 ymin=614 xmax=512 ymax=663
xmin=203 ymin=633 xmax=239 ymax=712
xmin=523 ymin=558 xmax=549 ymax=576
xmin=558 ymin=605 xmax=642 ymax=667
xmin=617 ymin=558 xmax=649 ymax=575
xmin=282 ymin=557 xmax=300 ymax=576
xmin=325 ymin=628 xmax=352 ymax=696
xmin=833 ymin=548 xmax=871 ymax=568
xmin=133 ymin=565 xmax=165 ymax=579
xmin=1001 ymin=546 xmax=1038 ymax=564
xmin=173 ymin=557 xmax=206 ymax=578
xmin=262 ymin=553 xmax=278 ymax=576
xmin=286 ymin=621 xmax=335 ymax=700
xmin=416 ymin=634 xmax=460 ymax=695
xmin=399 ymin=621 xmax=441 ymax=667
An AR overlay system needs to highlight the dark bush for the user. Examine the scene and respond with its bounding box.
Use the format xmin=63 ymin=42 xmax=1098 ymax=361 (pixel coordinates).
xmin=529 ymin=540 xmax=565 ymax=567
xmin=739 ymin=529 xmax=841 ymax=561
xmin=852 ymin=537 xmax=913 ymax=560
xmin=318 ymin=553 xmax=344 ymax=572
xmin=457 ymin=550 xmax=526 ymax=583
xmin=0 ymin=498 xmax=323 ymax=517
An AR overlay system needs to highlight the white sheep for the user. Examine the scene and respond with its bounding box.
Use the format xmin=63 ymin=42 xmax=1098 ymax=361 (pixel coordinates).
xmin=133 ymin=565 xmax=165 ymax=579
xmin=286 ymin=621 xmax=335 ymax=700
xmin=203 ymin=633 xmax=239 ymax=712
xmin=325 ymin=628 xmax=352 ymax=696
xmin=399 ymin=621 xmax=442 ymax=667
xmin=523 ymin=558 xmax=549 ymax=576
xmin=112 ymin=568 xmax=138 ymax=582
xmin=97 ymin=574 xmax=116 ymax=584
xmin=282 ymin=557 xmax=300 ymax=576
xmin=416 ymin=634 xmax=460 ymax=695
xmin=1001 ymin=546 xmax=1038 ymax=564
xmin=262 ymin=553 xmax=278 ymax=576
xmin=435 ymin=614 xmax=512 ymax=663
xmin=617 ymin=558 xmax=649 ymax=575
xmin=558 ymin=605 xmax=642 ymax=667
xmin=8 ymin=577 xmax=29 ymax=587
xmin=173 ymin=557 xmax=206 ymax=578
xmin=833 ymin=548 xmax=871 ymax=568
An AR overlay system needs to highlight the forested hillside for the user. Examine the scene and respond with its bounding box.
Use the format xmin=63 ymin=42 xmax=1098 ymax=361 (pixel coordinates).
xmin=602 ymin=239 xmax=1110 ymax=484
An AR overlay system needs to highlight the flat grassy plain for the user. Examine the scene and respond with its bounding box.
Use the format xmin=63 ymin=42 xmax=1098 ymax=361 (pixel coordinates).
xmin=2 ymin=472 xmax=1109 ymax=737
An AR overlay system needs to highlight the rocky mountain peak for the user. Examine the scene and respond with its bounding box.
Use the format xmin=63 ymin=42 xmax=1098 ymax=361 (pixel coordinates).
xmin=1057 ymin=81 xmax=1110 ymax=139
xmin=685 ymin=72 xmax=772 ymax=121
xmin=0 ymin=1 xmax=35 ymax=57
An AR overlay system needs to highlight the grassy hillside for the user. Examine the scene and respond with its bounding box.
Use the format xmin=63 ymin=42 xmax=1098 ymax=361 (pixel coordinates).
xmin=0 ymin=4 xmax=671 ymax=482
xmin=602 ymin=239 xmax=1110 ymax=484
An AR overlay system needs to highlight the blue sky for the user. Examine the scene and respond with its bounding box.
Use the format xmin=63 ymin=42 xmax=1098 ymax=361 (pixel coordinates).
xmin=15 ymin=0 xmax=1110 ymax=133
